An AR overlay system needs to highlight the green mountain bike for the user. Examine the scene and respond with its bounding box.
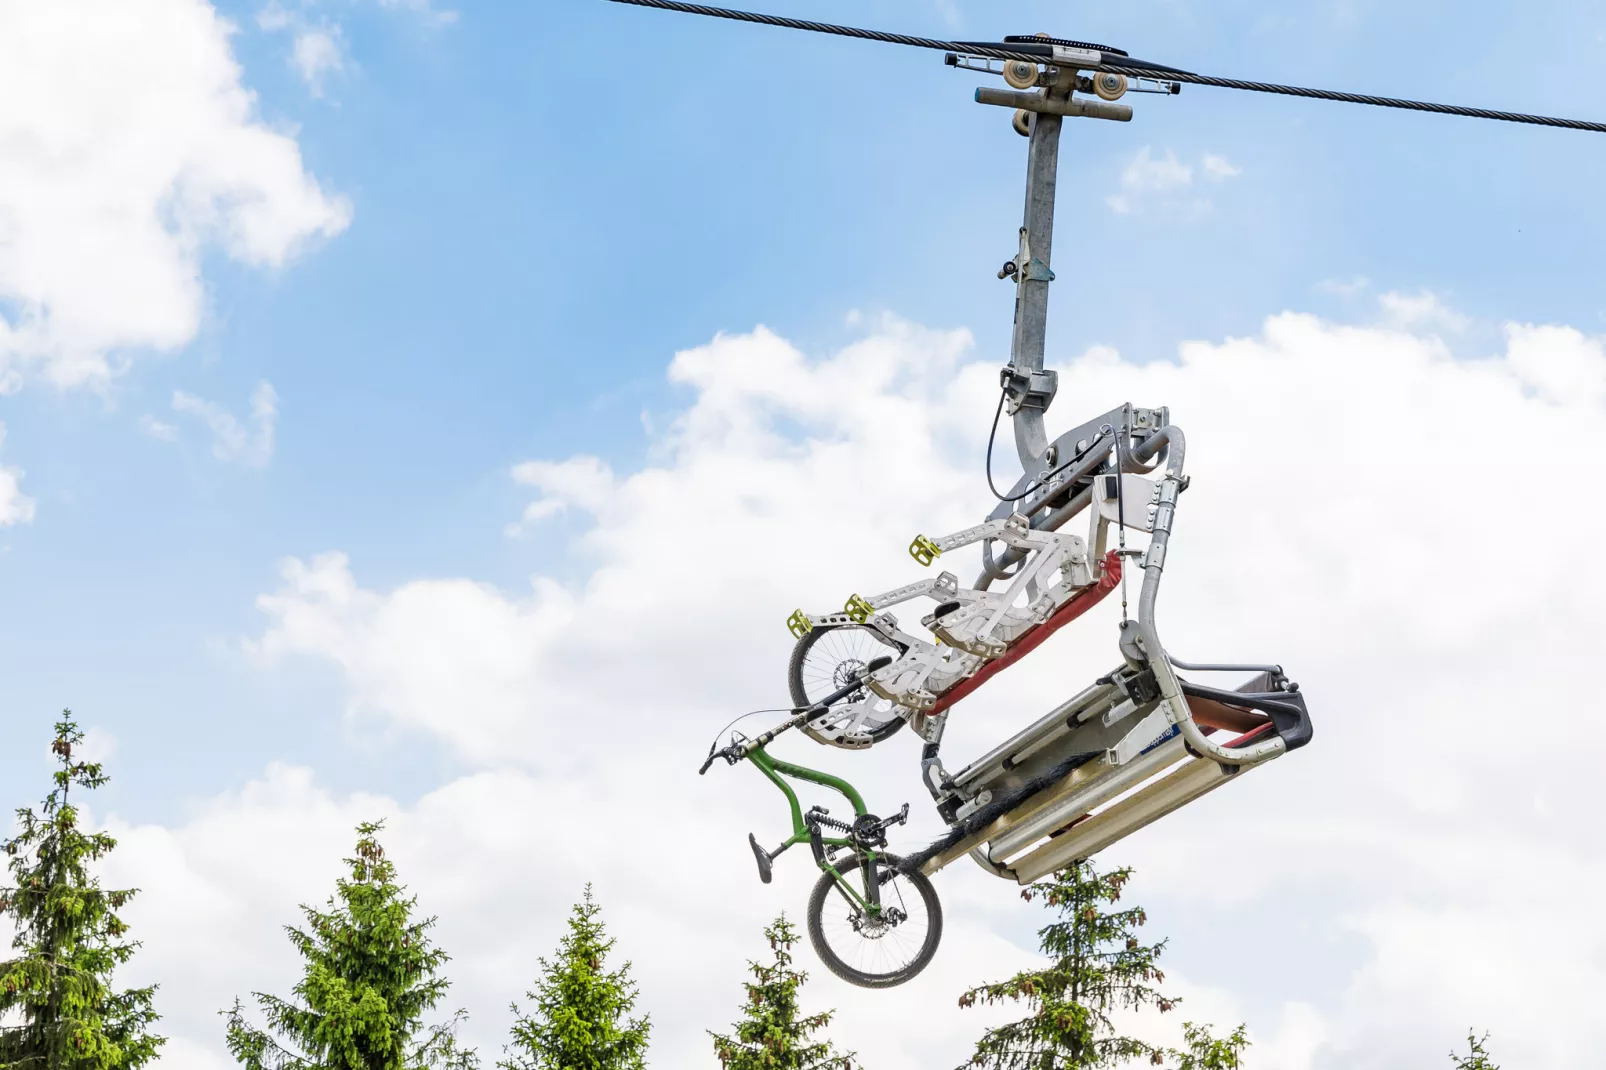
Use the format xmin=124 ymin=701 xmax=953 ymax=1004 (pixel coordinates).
xmin=700 ymin=658 xmax=943 ymax=988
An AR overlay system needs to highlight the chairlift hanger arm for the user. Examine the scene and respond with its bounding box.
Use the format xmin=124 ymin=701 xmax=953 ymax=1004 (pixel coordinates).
xmin=603 ymin=0 xmax=1606 ymax=134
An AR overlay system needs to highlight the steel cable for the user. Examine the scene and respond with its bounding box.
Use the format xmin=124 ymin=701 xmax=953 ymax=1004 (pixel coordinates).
xmin=1099 ymin=63 xmax=1606 ymax=132
xmin=602 ymin=0 xmax=1047 ymax=61
xmin=603 ymin=0 xmax=1606 ymax=134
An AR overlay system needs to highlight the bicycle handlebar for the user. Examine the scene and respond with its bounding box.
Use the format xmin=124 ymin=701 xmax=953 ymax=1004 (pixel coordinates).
xmin=698 ymin=655 xmax=894 ymax=774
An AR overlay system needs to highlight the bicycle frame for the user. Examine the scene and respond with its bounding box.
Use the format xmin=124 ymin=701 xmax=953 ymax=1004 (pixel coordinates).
xmin=745 ymin=745 xmax=886 ymax=915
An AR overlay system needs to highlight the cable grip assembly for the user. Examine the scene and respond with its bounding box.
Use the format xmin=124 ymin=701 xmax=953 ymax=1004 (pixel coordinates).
xmin=1000 ymin=362 xmax=1058 ymax=416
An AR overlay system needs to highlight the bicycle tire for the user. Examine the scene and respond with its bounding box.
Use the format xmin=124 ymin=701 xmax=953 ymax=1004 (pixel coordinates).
xmin=787 ymin=625 xmax=905 ymax=747
xmin=806 ymin=852 xmax=942 ymax=989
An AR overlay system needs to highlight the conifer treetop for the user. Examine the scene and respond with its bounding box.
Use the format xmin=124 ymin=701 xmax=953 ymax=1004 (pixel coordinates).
xmin=1 ymin=713 xmax=165 ymax=1070
xmin=500 ymin=885 xmax=649 ymax=1070
xmin=959 ymin=862 xmax=1175 ymax=1070
xmin=1171 ymin=1023 xmax=1250 ymax=1070
xmin=1450 ymin=1031 xmax=1499 ymax=1070
xmin=709 ymin=915 xmax=853 ymax=1070
xmin=224 ymin=820 xmax=475 ymax=1070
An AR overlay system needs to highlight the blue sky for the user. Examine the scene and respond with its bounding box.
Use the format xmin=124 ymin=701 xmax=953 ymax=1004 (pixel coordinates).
xmin=3 ymin=1 xmax=1606 ymax=1068
xmin=7 ymin=0 xmax=1604 ymax=814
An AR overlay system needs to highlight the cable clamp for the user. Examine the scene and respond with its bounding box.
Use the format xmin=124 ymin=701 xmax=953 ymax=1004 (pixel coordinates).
xmin=999 ymin=363 xmax=1059 ymax=415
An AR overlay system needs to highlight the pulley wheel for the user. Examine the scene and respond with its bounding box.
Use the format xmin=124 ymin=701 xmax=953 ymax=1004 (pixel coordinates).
xmin=1012 ymin=108 xmax=1033 ymax=138
xmin=1093 ymin=72 xmax=1128 ymax=101
xmin=1003 ymin=60 xmax=1039 ymax=90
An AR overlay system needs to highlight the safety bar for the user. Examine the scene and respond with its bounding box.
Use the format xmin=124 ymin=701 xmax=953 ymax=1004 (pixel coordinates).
xmin=1169 ymin=656 xmax=1285 ymax=675
xmin=1133 ymin=427 xmax=1284 ymax=768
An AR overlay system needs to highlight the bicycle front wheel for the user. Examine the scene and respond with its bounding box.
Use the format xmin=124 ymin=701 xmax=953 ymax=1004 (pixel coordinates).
xmin=806 ymin=853 xmax=942 ymax=989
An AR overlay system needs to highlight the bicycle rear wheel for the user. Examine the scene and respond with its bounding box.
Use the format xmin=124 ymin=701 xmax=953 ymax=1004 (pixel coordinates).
xmin=806 ymin=852 xmax=941 ymax=989
xmin=788 ymin=624 xmax=905 ymax=747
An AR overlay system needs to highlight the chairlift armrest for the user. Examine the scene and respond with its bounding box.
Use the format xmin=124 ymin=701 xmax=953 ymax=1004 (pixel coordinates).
xmin=1177 ymin=681 xmax=1313 ymax=752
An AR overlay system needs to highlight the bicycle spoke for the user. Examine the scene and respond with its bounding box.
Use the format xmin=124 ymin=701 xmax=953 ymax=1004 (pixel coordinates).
xmin=794 ymin=625 xmax=905 ymax=741
xmin=814 ymin=866 xmax=931 ymax=979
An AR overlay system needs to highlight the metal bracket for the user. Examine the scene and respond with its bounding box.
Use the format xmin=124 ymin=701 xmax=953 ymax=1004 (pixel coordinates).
xmin=975 ymin=86 xmax=1134 ymax=123
xmin=1021 ymin=257 xmax=1055 ymax=282
xmin=1000 ymin=362 xmax=1058 ymax=415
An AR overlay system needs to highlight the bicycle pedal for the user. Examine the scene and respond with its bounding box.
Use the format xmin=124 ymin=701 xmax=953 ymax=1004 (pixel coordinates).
xmin=748 ymin=833 xmax=773 ymax=885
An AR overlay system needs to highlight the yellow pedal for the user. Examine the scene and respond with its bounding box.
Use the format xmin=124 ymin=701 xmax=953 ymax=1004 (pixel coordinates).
xmin=909 ymin=534 xmax=942 ymax=567
xmin=786 ymin=610 xmax=813 ymax=639
xmin=843 ymin=594 xmax=874 ymax=624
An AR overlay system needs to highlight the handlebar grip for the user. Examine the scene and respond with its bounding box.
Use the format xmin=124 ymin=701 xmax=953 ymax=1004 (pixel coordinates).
xmin=698 ymin=752 xmax=717 ymax=775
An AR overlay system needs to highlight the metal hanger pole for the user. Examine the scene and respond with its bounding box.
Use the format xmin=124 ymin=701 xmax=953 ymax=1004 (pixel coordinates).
xmin=1008 ymin=109 xmax=1062 ymax=472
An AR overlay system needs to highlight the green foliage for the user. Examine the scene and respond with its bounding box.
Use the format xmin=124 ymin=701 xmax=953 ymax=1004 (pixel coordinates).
xmin=958 ymin=861 xmax=1175 ymax=1070
xmin=500 ymin=886 xmax=649 ymax=1070
xmin=223 ymin=821 xmax=476 ymax=1070
xmin=709 ymin=915 xmax=852 ymax=1070
xmin=1449 ymin=1031 xmax=1498 ymax=1070
xmin=1170 ymin=1023 xmax=1248 ymax=1070
xmin=0 ymin=713 xmax=165 ymax=1070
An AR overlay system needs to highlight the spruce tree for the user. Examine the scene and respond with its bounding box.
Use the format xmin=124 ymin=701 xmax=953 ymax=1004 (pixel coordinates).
xmin=0 ymin=713 xmax=165 ymax=1070
xmin=709 ymin=915 xmax=852 ymax=1070
xmin=499 ymin=886 xmax=648 ymax=1070
xmin=958 ymin=861 xmax=1175 ymax=1070
xmin=223 ymin=821 xmax=476 ymax=1070
xmin=1449 ymin=1031 xmax=1497 ymax=1070
xmin=1171 ymin=1023 xmax=1248 ymax=1070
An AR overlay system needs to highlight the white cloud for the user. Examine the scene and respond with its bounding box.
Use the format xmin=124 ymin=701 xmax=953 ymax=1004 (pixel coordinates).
xmin=257 ymin=5 xmax=348 ymax=95
xmin=1107 ymin=147 xmax=1240 ymax=215
xmin=254 ymin=1 xmax=292 ymax=31
xmin=377 ymin=0 xmax=459 ymax=26
xmin=504 ymin=455 xmax=617 ymax=534
xmin=257 ymin=0 xmax=457 ymax=93
xmin=171 ymin=380 xmax=278 ymax=467
xmin=78 ymin=727 xmax=119 ymax=764
xmin=89 ymin=309 xmax=1606 ymax=1069
xmin=1201 ymin=152 xmax=1242 ymax=179
xmin=139 ymin=413 xmax=180 ymax=442
xmin=1504 ymin=322 xmax=1606 ymax=406
xmin=291 ymin=26 xmax=347 ymax=96
xmin=0 ymin=466 xmax=35 ymax=527
xmin=0 ymin=0 xmax=351 ymax=392
xmin=1108 ymin=147 xmax=1192 ymax=214
xmin=1317 ymin=274 xmax=1371 ymax=296
xmin=1378 ymin=289 xmax=1471 ymax=332
xmin=0 ymin=423 xmax=35 ymax=526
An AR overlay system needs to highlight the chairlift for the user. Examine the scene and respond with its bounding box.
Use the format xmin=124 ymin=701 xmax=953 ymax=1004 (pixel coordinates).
xmin=642 ymin=0 xmax=1605 ymax=986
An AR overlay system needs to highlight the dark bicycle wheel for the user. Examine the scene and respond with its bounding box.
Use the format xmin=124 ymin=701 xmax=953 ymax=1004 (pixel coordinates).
xmin=788 ymin=624 xmax=905 ymax=747
xmin=806 ymin=852 xmax=942 ymax=989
